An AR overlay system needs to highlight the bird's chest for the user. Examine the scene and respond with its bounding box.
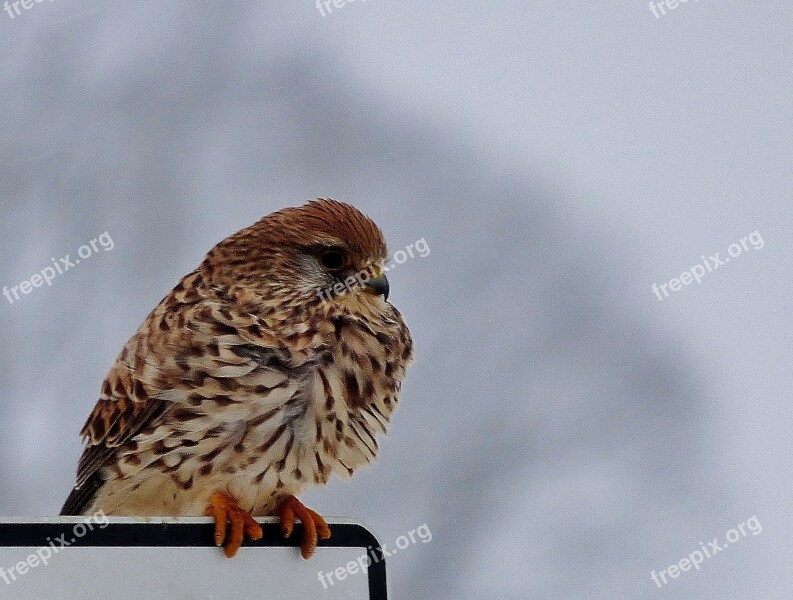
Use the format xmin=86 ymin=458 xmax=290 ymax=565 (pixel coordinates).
xmin=157 ymin=316 xmax=406 ymax=512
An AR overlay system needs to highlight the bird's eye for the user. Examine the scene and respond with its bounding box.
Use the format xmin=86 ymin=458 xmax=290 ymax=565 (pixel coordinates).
xmin=319 ymin=250 xmax=346 ymax=271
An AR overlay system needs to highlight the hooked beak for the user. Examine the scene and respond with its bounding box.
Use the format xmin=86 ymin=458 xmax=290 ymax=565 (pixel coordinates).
xmin=363 ymin=268 xmax=390 ymax=300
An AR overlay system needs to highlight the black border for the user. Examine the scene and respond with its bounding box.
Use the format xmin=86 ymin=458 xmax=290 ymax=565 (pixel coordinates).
xmin=0 ymin=520 xmax=386 ymax=599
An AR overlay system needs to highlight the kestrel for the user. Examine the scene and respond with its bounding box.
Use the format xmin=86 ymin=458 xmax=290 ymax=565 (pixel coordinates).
xmin=60 ymin=199 xmax=413 ymax=558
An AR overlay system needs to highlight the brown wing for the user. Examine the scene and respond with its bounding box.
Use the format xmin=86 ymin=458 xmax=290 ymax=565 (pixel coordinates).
xmin=76 ymin=386 xmax=167 ymax=487
xmin=61 ymin=273 xmax=207 ymax=515
xmin=60 ymin=364 xmax=167 ymax=515
xmin=61 ymin=272 xmax=305 ymax=515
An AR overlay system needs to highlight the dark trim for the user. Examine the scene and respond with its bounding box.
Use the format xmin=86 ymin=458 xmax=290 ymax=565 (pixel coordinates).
xmin=0 ymin=520 xmax=386 ymax=599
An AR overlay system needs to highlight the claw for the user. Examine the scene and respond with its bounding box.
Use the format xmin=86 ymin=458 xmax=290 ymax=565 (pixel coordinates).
xmin=273 ymin=496 xmax=331 ymax=559
xmin=204 ymin=492 xmax=263 ymax=558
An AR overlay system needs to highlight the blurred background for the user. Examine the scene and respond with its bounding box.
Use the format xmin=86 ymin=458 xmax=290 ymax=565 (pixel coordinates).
xmin=1 ymin=1 xmax=791 ymax=597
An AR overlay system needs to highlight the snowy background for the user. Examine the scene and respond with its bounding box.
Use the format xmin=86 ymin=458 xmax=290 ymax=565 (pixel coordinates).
xmin=1 ymin=1 xmax=791 ymax=598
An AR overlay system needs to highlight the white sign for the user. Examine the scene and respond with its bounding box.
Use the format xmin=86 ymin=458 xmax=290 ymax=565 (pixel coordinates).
xmin=0 ymin=517 xmax=386 ymax=599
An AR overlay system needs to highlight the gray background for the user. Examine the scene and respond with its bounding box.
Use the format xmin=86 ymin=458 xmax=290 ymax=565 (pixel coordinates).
xmin=0 ymin=1 xmax=790 ymax=598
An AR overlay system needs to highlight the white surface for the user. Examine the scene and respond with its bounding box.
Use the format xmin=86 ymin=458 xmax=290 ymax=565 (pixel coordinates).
xmin=0 ymin=547 xmax=370 ymax=599
xmin=0 ymin=519 xmax=375 ymax=599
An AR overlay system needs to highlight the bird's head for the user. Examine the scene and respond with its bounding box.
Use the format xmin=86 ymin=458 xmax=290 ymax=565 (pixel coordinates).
xmin=201 ymin=199 xmax=392 ymax=314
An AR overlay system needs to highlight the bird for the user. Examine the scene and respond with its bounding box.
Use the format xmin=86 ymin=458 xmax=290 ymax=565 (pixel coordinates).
xmin=60 ymin=199 xmax=414 ymax=558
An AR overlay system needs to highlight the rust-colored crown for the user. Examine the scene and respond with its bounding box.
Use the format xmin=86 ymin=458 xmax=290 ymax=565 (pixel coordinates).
xmin=201 ymin=199 xmax=388 ymax=292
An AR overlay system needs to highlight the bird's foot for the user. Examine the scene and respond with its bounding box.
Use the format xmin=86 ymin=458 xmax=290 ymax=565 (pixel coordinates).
xmin=204 ymin=491 xmax=263 ymax=558
xmin=273 ymin=495 xmax=331 ymax=559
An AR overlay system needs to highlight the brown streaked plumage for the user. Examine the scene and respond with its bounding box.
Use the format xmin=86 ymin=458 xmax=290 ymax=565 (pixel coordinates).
xmin=60 ymin=199 xmax=413 ymax=558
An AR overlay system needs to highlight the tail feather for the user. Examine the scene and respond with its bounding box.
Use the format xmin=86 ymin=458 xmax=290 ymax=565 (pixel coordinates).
xmin=59 ymin=472 xmax=103 ymax=516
